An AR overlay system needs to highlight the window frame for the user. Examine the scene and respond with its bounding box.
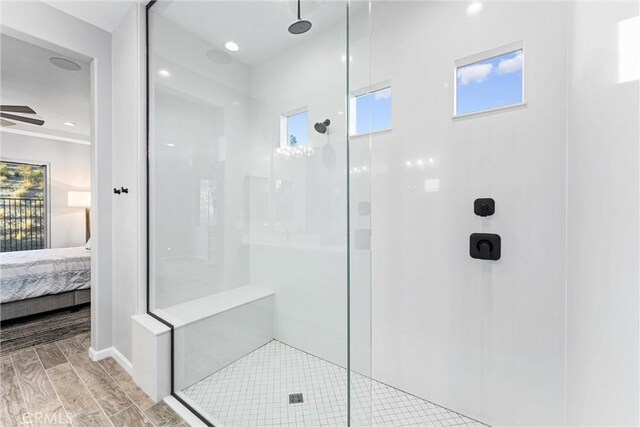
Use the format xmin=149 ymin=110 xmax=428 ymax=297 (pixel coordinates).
xmin=0 ymin=158 xmax=51 ymax=250
xmin=280 ymin=107 xmax=309 ymax=148
xmin=350 ymin=81 xmax=392 ymax=137
xmin=453 ymin=41 xmax=526 ymax=118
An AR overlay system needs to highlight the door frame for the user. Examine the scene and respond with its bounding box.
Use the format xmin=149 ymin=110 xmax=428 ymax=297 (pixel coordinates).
xmin=0 ymin=2 xmax=114 ymax=354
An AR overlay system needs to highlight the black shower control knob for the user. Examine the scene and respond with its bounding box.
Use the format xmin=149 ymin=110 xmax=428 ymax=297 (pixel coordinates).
xmin=477 ymin=240 xmax=493 ymax=258
xmin=470 ymin=233 xmax=501 ymax=260
xmin=113 ymin=188 xmax=121 ymax=194
xmin=474 ymin=198 xmax=495 ymax=217
xmin=121 ymin=187 xmax=129 ymax=194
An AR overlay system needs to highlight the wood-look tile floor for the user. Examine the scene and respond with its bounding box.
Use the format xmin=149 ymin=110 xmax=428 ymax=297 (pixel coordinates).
xmin=1 ymin=332 xmax=188 ymax=427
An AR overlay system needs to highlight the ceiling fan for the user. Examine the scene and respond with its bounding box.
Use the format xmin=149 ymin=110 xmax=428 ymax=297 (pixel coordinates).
xmin=0 ymin=105 xmax=45 ymax=127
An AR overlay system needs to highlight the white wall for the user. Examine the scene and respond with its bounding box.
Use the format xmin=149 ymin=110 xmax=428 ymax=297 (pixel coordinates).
xmin=566 ymin=2 xmax=640 ymax=425
xmin=0 ymin=0 xmax=114 ymax=354
xmin=0 ymin=133 xmax=90 ymax=248
xmin=369 ymin=2 xmax=568 ymax=425
xmin=112 ymin=3 xmax=141 ymax=363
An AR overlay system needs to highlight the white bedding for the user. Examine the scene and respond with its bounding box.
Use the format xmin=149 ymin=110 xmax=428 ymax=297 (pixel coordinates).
xmin=0 ymin=247 xmax=91 ymax=303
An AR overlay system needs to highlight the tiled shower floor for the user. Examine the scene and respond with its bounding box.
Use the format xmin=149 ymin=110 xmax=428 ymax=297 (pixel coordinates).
xmin=181 ymin=341 xmax=486 ymax=426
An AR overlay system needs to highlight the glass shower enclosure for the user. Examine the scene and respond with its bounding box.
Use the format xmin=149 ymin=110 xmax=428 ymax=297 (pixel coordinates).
xmin=148 ymin=1 xmax=639 ymax=425
xmin=147 ymin=1 xmax=371 ymax=425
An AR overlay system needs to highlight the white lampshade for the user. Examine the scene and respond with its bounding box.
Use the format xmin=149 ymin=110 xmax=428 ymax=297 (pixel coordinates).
xmin=68 ymin=191 xmax=91 ymax=208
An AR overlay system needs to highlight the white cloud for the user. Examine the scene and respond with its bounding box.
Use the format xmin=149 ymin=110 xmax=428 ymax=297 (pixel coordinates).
xmin=497 ymin=52 xmax=524 ymax=74
xmin=457 ymin=63 xmax=493 ymax=85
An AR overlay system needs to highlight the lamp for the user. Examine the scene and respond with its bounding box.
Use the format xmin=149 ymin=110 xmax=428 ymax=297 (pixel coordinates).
xmin=68 ymin=191 xmax=91 ymax=242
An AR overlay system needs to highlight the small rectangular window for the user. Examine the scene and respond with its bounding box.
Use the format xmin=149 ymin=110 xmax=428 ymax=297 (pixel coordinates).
xmin=350 ymin=86 xmax=391 ymax=136
xmin=455 ymin=44 xmax=524 ymax=116
xmin=282 ymin=110 xmax=309 ymax=147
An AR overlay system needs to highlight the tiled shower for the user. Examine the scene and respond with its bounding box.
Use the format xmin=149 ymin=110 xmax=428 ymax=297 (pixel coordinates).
xmin=146 ymin=1 xmax=640 ymax=426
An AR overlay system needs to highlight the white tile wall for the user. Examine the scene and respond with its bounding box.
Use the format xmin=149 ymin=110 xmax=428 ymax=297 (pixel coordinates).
xmin=248 ymin=0 xmax=351 ymax=369
xmin=368 ymin=2 xmax=569 ymax=424
xmin=148 ymin=11 xmax=253 ymax=311
xmin=566 ymin=1 xmax=640 ymax=424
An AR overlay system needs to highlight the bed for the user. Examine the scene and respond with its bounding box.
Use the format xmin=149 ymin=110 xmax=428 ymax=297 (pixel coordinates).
xmin=0 ymin=247 xmax=91 ymax=321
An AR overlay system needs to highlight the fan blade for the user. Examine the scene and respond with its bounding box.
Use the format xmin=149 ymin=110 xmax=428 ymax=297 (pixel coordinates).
xmin=0 ymin=105 xmax=36 ymax=114
xmin=0 ymin=119 xmax=16 ymax=127
xmin=0 ymin=113 xmax=44 ymax=126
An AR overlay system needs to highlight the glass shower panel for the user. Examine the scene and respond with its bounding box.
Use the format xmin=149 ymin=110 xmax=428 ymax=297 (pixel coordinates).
xmin=148 ymin=2 xmax=248 ymax=313
xmin=348 ymin=1 xmax=373 ymax=425
xmin=147 ymin=1 xmax=369 ymax=425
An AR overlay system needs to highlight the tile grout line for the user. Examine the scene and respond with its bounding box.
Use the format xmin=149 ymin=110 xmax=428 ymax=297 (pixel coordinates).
xmin=32 ymin=347 xmax=74 ymax=426
xmin=54 ymin=339 xmax=116 ymax=427
xmin=107 ymin=403 xmax=135 ymax=419
xmin=81 ymin=345 xmax=157 ymax=426
xmin=94 ymin=365 xmax=157 ymax=425
xmin=96 ymin=356 xmax=155 ymax=413
xmin=108 ymin=403 xmax=158 ymax=427
xmin=9 ymin=352 xmax=34 ymax=427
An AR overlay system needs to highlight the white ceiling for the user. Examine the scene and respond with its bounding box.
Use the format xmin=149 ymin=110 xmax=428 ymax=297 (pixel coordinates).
xmin=155 ymin=0 xmax=363 ymax=66
xmin=41 ymin=0 xmax=136 ymax=33
xmin=1 ymin=34 xmax=91 ymax=142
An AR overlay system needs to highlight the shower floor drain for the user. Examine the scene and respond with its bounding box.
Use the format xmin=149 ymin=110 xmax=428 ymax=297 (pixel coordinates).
xmin=289 ymin=393 xmax=304 ymax=404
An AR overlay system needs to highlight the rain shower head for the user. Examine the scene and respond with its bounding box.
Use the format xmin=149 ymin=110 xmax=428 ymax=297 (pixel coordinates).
xmin=289 ymin=0 xmax=312 ymax=34
xmin=289 ymin=20 xmax=312 ymax=35
xmin=314 ymin=119 xmax=331 ymax=134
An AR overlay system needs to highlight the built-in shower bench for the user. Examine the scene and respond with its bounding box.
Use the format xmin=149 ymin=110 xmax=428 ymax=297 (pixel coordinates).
xmin=154 ymin=285 xmax=274 ymax=328
xmin=134 ymin=285 xmax=275 ymax=394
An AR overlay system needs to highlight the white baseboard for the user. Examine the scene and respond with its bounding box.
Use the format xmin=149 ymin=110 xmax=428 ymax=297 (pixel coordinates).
xmin=88 ymin=346 xmax=110 ymax=360
xmin=89 ymin=346 xmax=133 ymax=375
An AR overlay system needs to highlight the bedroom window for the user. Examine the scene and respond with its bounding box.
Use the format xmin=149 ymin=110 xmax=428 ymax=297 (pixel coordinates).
xmin=0 ymin=161 xmax=47 ymax=252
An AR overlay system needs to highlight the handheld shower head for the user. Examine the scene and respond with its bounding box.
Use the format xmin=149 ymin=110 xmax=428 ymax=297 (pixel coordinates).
xmin=314 ymin=119 xmax=331 ymax=134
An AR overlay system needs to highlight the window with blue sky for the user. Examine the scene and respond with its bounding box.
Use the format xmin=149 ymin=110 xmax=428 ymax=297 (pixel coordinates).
xmin=351 ymin=87 xmax=391 ymax=136
xmin=456 ymin=49 xmax=524 ymax=116
xmin=287 ymin=111 xmax=308 ymax=146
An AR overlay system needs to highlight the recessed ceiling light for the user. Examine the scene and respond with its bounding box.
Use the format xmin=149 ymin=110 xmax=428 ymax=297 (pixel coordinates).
xmin=225 ymin=41 xmax=239 ymax=52
xmin=63 ymin=121 xmax=76 ymax=127
xmin=167 ymin=143 xmax=175 ymax=147
xmin=50 ymin=57 xmax=81 ymax=71
xmin=158 ymin=69 xmax=171 ymax=78
xmin=466 ymin=2 xmax=483 ymax=16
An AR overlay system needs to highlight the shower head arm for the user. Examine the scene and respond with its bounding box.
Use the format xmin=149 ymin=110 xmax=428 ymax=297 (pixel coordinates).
xmin=288 ymin=0 xmax=312 ymax=34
